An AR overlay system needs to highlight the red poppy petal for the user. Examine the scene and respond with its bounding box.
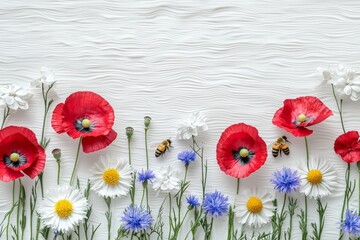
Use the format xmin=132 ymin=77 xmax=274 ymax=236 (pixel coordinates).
xmin=82 ymin=129 xmax=117 ymax=153
xmin=216 ymin=123 xmax=267 ymax=178
xmin=51 ymin=103 xmax=65 ymax=134
xmin=22 ymin=145 xmax=46 ymax=178
xmin=342 ymin=151 xmax=360 ymax=163
xmin=0 ymin=166 xmax=23 ymax=182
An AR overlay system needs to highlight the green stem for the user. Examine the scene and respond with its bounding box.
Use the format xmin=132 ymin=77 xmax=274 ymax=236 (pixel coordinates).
xmin=70 ymin=137 xmax=82 ymax=185
xmin=1 ymin=106 xmax=10 ymax=129
xmin=168 ymin=193 xmax=172 ymax=240
xmin=145 ymin=129 xmax=149 ymax=170
xmin=304 ymin=196 xmax=308 ymax=240
xmin=278 ymin=194 xmax=287 ymax=240
xmin=105 ymin=198 xmax=111 ymax=240
xmin=145 ymin=185 xmax=149 ymax=211
xmin=57 ymin=160 xmax=61 ymax=185
xmin=339 ymin=163 xmax=351 ymax=239
xmin=304 ymin=136 xmax=309 ymax=169
xmin=128 ymin=137 xmax=131 ymax=165
xmin=236 ymin=178 xmax=240 ymax=195
xmin=140 ymin=186 xmax=146 ymax=206
xmin=331 ymin=84 xmax=346 ymax=133
xmin=6 ymin=181 xmax=16 ymax=239
xmin=16 ymin=179 xmax=22 ymax=240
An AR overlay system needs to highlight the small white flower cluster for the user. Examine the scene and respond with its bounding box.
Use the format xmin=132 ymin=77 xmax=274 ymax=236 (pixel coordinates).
xmin=319 ymin=64 xmax=360 ymax=101
xmin=0 ymin=67 xmax=55 ymax=111
xmin=177 ymin=111 xmax=208 ymax=140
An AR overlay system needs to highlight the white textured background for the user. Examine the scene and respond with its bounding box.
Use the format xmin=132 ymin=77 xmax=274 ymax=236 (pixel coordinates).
xmin=1 ymin=0 xmax=360 ymax=239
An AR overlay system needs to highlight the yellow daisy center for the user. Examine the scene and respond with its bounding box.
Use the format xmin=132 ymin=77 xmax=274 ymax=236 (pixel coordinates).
xmin=10 ymin=153 xmax=20 ymax=162
xmin=297 ymin=114 xmax=307 ymax=123
xmin=54 ymin=199 xmax=73 ymax=218
xmin=307 ymin=169 xmax=323 ymax=184
xmin=81 ymin=118 xmax=91 ymax=128
xmin=240 ymin=149 xmax=249 ymax=158
xmin=246 ymin=196 xmax=263 ymax=213
xmin=102 ymin=168 xmax=120 ymax=185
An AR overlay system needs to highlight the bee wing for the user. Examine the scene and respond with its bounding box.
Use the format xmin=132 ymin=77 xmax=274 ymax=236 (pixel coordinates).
xmin=150 ymin=142 xmax=160 ymax=150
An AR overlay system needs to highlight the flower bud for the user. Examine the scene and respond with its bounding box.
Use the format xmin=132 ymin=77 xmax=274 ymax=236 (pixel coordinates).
xmin=126 ymin=127 xmax=134 ymax=138
xmin=52 ymin=148 xmax=61 ymax=161
xmin=144 ymin=116 xmax=151 ymax=129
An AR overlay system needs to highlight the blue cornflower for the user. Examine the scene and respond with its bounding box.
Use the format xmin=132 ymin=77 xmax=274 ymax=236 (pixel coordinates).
xmin=186 ymin=195 xmax=200 ymax=208
xmin=178 ymin=150 xmax=196 ymax=165
xmin=270 ymin=168 xmax=301 ymax=193
xmin=137 ymin=169 xmax=155 ymax=183
xmin=341 ymin=210 xmax=360 ymax=236
xmin=202 ymin=191 xmax=229 ymax=217
xmin=121 ymin=205 xmax=153 ymax=232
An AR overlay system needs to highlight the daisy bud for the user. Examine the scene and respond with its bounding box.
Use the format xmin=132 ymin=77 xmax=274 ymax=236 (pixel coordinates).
xmin=52 ymin=148 xmax=61 ymax=161
xmin=144 ymin=116 xmax=151 ymax=129
xmin=126 ymin=127 xmax=134 ymax=138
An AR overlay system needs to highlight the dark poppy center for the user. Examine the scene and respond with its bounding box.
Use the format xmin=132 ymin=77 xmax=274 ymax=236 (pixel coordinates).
xmin=3 ymin=151 xmax=27 ymax=168
xmin=75 ymin=118 xmax=95 ymax=132
xmin=232 ymin=147 xmax=254 ymax=165
xmin=292 ymin=113 xmax=313 ymax=126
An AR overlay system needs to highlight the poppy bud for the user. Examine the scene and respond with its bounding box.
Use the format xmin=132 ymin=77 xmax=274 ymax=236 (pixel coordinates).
xmin=126 ymin=127 xmax=134 ymax=138
xmin=144 ymin=116 xmax=151 ymax=129
xmin=52 ymin=148 xmax=61 ymax=161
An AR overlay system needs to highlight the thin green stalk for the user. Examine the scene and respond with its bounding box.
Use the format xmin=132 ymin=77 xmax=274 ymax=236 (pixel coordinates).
xmin=1 ymin=106 xmax=10 ymax=129
xmin=205 ymin=217 xmax=214 ymax=240
xmin=128 ymin=137 xmax=131 ymax=165
xmin=331 ymin=85 xmax=346 ymax=133
xmin=278 ymin=194 xmax=287 ymax=240
xmin=16 ymin=179 xmax=23 ymax=240
xmin=168 ymin=193 xmax=172 ymax=240
xmin=57 ymin=159 xmax=61 ymax=185
xmin=140 ymin=186 xmax=146 ymax=206
xmin=6 ymin=181 xmax=16 ymax=239
xmin=305 ymin=137 xmax=309 ymax=169
xmin=104 ymin=197 xmax=112 ymax=240
xmin=227 ymin=206 xmax=234 ymax=240
xmin=339 ymin=163 xmax=351 ymax=239
xmin=70 ymin=137 xmax=82 ymax=185
xmin=145 ymin=186 xmax=149 ymax=211
xmin=236 ymin=178 xmax=240 ymax=195
xmin=304 ymin=196 xmax=308 ymax=240
xmin=145 ymin=129 xmax=149 ymax=170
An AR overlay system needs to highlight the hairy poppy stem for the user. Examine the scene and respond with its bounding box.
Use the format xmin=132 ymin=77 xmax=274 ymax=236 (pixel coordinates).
xmin=70 ymin=137 xmax=82 ymax=185
xmin=236 ymin=178 xmax=240 ymax=195
xmin=1 ymin=106 xmax=10 ymax=129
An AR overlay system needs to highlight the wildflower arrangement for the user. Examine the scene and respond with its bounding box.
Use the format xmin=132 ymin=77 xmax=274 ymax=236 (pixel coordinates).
xmin=0 ymin=65 xmax=358 ymax=240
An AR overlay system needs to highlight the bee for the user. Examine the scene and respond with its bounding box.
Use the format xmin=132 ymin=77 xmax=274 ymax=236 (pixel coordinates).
xmin=155 ymin=139 xmax=172 ymax=157
xmin=272 ymin=136 xmax=290 ymax=158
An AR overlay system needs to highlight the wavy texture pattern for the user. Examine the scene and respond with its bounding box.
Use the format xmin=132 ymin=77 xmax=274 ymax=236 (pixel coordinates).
xmin=1 ymin=0 xmax=360 ymax=239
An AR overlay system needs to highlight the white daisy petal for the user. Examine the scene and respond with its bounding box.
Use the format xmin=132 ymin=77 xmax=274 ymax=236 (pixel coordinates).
xmin=0 ymin=84 xmax=32 ymax=110
xmin=299 ymin=157 xmax=337 ymax=199
xmin=38 ymin=186 xmax=88 ymax=233
xmin=89 ymin=155 xmax=133 ymax=199
xmin=234 ymin=188 xmax=275 ymax=228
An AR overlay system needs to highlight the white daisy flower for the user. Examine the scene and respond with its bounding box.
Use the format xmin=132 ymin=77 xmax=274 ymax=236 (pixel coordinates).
xmin=234 ymin=189 xmax=275 ymax=228
xmin=152 ymin=165 xmax=180 ymax=193
xmin=90 ymin=156 xmax=133 ymax=199
xmin=38 ymin=186 xmax=88 ymax=233
xmin=298 ymin=157 xmax=337 ymax=199
xmin=0 ymin=84 xmax=32 ymax=110
xmin=31 ymin=66 xmax=56 ymax=87
xmin=177 ymin=111 xmax=208 ymax=140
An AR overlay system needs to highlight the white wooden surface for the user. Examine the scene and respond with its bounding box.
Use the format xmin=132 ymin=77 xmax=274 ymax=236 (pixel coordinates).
xmin=1 ymin=1 xmax=360 ymax=239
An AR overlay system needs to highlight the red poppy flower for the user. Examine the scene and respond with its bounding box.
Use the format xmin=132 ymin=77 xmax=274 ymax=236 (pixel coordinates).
xmin=216 ymin=123 xmax=267 ymax=178
xmin=272 ymin=96 xmax=332 ymax=137
xmin=334 ymin=131 xmax=360 ymax=163
xmin=51 ymin=91 xmax=117 ymax=153
xmin=0 ymin=126 xmax=46 ymax=182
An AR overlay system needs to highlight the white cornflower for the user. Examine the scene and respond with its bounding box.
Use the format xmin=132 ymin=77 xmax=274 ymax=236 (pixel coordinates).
xmin=90 ymin=156 xmax=133 ymax=198
xmin=0 ymin=84 xmax=32 ymax=110
xmin=298 ymin=157 xmax=337 ymax=199
xmin=177 ymin=111 xmax=208 ymax=140
xmin=319 ymin=64 xmax=360 ymax=101
xmin=38 ymin=186 xmax=88 ymax=233
xmin=152 ymin=165 xmax=180 ymax=193
xmin=32 ymin=67 xmax=56 ymax=87
xmin=234 ymin=189 xmax=275 ymax=228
